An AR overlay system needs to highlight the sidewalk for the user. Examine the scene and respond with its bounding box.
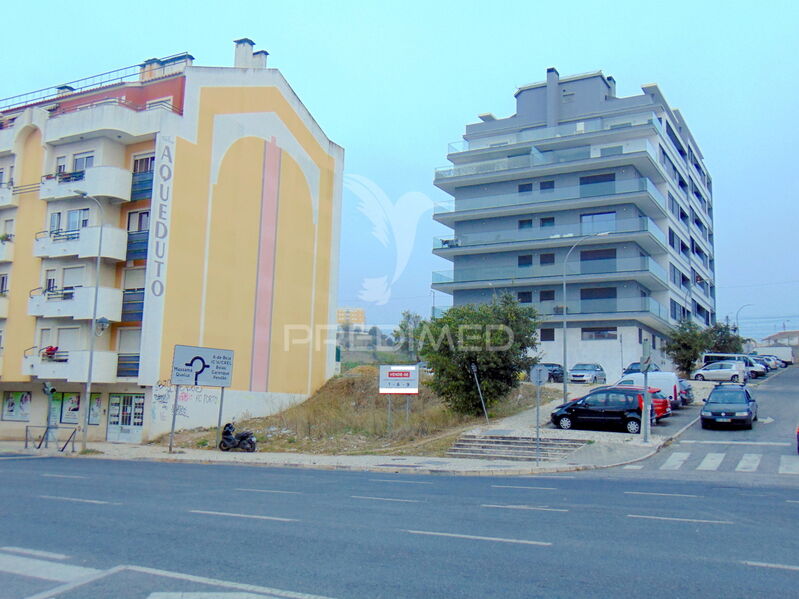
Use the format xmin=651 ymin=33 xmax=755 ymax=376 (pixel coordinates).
xmin=0 ymin=387 xmax=705 ymax=476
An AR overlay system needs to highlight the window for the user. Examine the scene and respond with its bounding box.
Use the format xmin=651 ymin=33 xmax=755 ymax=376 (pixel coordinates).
xmin=2 ymin=392 xmax=31 ymax=422
xmin=540 ymin=253 xmax=555 ymax=265
xmin=0 ymin=274 xmax=7 ymax=294
xmin=49 ymin=212 xmax=62 ymax=233
xmin=582 ymin=327 xmax=617 ymax=340
xmin=72 ymin=152 xmax=94 ymax=172
xmin=580 ymin=248 xmax=616 ymax=262
xmin=540 ymin=217 xmax=555 ymax=227
xmin=518 ymin=255 xmax=532 ymax=267
xmin=638 ymin=328 xmax=643 ymax=344
xmin=518 ymin=183 xmax=533 ymax=193
xmin=540 ymin=180 xmax=554 ymax=192
xmin=45 ymin=269 xmax=57 ymax=291
xmin=518 ymin=219 xmax=533 ymax=229
xmin=580 ymin=287 xmax=616 ymax=300
xmin=133 ymin=154 xmax=155 ymax=173
xmin=581 ymin=211 xmax=616 ymax=234
xmin=127 ymin=210 xmax=150 ymax=232
xmin=517 ymin=291 xmax=532 ymax=303
xmin=599 ymin=146 xmax=623 ymax=156
xmin=66 ymin=208 xmax=90 ymax=231
xmin=0 ymin=169 xmax=3 ymax=186
xmin=3 ymin=219 xmax=13 ymax=235
xmin=540 ymin=289 xmax=555 ymax=301
xmin=579 ymin=172 xmax=615 ymax=197
xmin=55 ymin=156 xmax=67 ymax=174
xmin=540 ymin=328 xmax=555 ymax=341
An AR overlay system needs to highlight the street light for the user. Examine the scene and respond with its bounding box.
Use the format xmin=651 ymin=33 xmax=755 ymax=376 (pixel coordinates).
xmin=73 ymin=190 xmax=105 ymax=452
xmin=735 ymin=303 xmax=754 ymax=333
xmin=554 ymin=230 xmax=611 ymax=403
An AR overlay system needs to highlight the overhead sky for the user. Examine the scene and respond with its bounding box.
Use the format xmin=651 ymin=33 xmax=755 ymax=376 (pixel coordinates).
xmin=3 ymin=0 xmax=796 ymax=340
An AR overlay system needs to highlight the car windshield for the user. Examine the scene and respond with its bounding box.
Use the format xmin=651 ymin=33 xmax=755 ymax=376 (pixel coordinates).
xmin=707 ymin=389 xmax=748 ymax=404
xmin=573 ymin=364 xmax=594 ymax=370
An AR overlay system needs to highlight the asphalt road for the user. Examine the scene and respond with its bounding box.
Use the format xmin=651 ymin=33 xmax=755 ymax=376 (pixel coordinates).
xmin=0 ymin=370 xmax=797 ymax=599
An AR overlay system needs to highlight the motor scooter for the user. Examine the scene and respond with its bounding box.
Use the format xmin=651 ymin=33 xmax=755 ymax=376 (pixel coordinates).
xmin=219 ymin=422 xmax=256 ymax=452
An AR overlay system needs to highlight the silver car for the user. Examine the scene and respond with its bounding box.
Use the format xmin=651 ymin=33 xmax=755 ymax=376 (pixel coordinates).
xmin=692 ymin=361 xmax=747 ymax=382
xmin=569 ymin=363 xmax=607 ymax=384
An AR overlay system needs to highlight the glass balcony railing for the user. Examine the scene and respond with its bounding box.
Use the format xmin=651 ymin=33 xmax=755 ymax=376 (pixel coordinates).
xmin=447 ymin=111 xmax=662 ymax=154
xmin=126 ymin=230 xmax=148 ymax=261
xmin=434 ymin=216 xmax=666 ymax=250
xmin=116 ymin=353 xmax=140 ymax=378
xmin=433 ymin=256 xmax=667 ymax=285
xmin=531 ymin=296 xmax=667 ymax=320
xmin=435 ymin=139 xmax=657 ymax=180
xmin=131 ymin=171 xmax=154 ymax=201
xmin=121 ymin=289 xmax=144 ymax=321
xmin=434 ymin=177 xmax=666 ymax=215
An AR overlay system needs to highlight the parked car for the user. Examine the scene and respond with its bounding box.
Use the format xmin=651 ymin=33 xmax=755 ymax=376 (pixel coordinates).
xmin=759 ymin=356 xmax=781 ymax=370
xmin=751 ymin=356 xmax=772 ymax=373
xmin=615 ymin=371 xmax=681 ymax=410
xmin=623 ymin=361 xmax=661 ymax=375
xmin=569 ymin=363 xmax=607 ymax=384
xmin=692 ymin=361 xmax=747 ymax=382
xmin=700 ymin=383 xmax=758 ymax=429
xmin=753 ymin=347 xmax=793 ymax=365
xmin=702 ymin=353 xmax=763 ymax=378
xmin=550 ymin=386 xmax=669 ymax=434
xmin=540 ymin=363 xmax=564 ymax=383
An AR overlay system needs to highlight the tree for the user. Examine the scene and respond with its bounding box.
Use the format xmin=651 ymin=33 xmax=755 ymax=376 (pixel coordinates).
xmin=368 ymin=326 xmax=382 ymax=349
xmin=419 ymin=294 xmax=539 ymax=415
xmin=664 ymin=319 xmax=708 ymax=377
xmin=393 ymin=311 xmax=424 ymax=361
xmin=704 ymin=323 xmax=745 ymax=354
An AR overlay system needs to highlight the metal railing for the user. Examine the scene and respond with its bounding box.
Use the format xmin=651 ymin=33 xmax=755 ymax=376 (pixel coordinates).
xmin=117 ymin=353 xmax=141 ymax=377
xmin=24 ymin=425 xmax=77 ymax=452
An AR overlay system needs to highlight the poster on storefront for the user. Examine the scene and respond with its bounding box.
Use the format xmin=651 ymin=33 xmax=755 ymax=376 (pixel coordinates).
xmin=60 ymin=393 xmax=81 ymax=425
xmin=88 ymin=393 xmax=101 ymax=426
xmin=2 ymin=392 xmax=31 ymax=422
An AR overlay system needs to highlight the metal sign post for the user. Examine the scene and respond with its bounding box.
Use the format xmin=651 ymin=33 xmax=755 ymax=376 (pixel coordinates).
xmin=215 ymin=387 xmax=226 ymax=450
xmin=171 ymin=345 xmax=234 ymax=454
xmin=470 ymin=363 xmax=489 ymax=423
xmin=530 ymin=364 xmax=550 ymax=466
xmin=641 ymin=341 xmax=652 ymax=443
xmin=379 ymin=365 xmax=420 ymax=434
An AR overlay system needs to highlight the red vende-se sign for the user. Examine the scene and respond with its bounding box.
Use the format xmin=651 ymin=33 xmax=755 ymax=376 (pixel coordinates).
xmin=388 ymin=371 xmax=410 ymax=378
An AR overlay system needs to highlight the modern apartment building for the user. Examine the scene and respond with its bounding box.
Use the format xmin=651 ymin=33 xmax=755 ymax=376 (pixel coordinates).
xmin=0 ymin=39 xmax=343 ymax=442
xmin=433 ymin=69 xmax=715 ymax=381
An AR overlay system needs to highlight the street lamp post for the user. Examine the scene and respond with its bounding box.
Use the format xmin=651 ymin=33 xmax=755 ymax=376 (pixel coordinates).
xmin=735 ymin=304 xmax=754 ymax=334
xmin=73 ymin=190 xmax=105 ymax=452
xmin=557 ymin=231 xmax=611 ymax=403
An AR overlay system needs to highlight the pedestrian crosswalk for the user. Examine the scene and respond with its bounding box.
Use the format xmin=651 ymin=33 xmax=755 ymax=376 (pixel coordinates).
xmin=623 ymin=452 xmax=799 ymax=475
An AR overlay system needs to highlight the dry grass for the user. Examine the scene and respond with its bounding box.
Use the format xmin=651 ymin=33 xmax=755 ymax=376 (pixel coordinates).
xmin=164 ymin=366 xmax=558 ymax=456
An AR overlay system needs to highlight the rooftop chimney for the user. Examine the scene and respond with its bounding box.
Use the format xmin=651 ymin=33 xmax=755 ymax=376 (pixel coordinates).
xmin=607 ymin=75 xmax=616 ymax=98
xmin=252 ymin=50 xmax=269 ymax=69
xmin=546 ymin=67 xmax=560 ymax=127
xmin=234 ymin=38 xmax=255 ymax=68
xmin=56 ymin=85 xmax=75 ymax=96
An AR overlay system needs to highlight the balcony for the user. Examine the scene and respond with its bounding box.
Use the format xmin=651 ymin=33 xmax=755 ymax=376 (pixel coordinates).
xmin=435 ymin=141 xmax=664 ymax=200
xmin=126 ymin=230 xmax=149 ymax=261
xmin=0 ymin=294 xmax=8 ymax=318
xmin=448 ymin=111 xmax=663 ymax=154
xmin=34 ymin=226 xmax=127 ymax=261
xmin=434 ymin=217 xmax=667 ymax=257
xmin=536 ymin=296 xmax=669 ymax=328
xmin=121 ymin=289 xmax=144 ymax=321
xmin=0 ymin=238 xmax=14 ymax=262
xmin=40 ymin=166 xmax=132 ymax=202
xmin=432 ymin=256 xmax=668 ymax=293
xmin=116 ymin=353 xmax=140 ymax=378
xmin=131 ymin=171 xmax=154 ymax=201
xmin=28 ymin=286 xmax=123 ymax=321
xmin=434 ymin=177 xmax=667 ymax=223
xmin=0 ymin=184 xmax=15 ymax=208
xmin=23 ymin=347 xmax=118 ymax=383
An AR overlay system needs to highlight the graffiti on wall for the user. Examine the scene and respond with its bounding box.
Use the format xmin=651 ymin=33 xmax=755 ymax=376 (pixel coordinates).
xmin=151 ymin=380 xmax=221 ymax=423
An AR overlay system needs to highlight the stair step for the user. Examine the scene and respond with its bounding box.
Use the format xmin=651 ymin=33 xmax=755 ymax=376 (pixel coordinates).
xmin=447 ymin=433 xmax=588 ymax=462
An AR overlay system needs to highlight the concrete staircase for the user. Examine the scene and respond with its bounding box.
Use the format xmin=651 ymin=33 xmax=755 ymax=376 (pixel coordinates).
xmin=447 ymin=433 xmax=588 ymax=462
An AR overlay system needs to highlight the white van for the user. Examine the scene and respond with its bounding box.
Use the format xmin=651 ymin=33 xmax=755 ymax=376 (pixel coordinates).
xmin=615 ymin=371 xmax=681 ymax=410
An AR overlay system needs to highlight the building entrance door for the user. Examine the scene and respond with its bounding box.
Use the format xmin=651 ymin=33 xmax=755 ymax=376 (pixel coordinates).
xmin=106 ymin=394 xmax=144 ymax=443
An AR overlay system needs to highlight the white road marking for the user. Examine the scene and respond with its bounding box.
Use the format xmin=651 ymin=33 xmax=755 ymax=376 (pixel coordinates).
xmin=404 ymin=529 xmax=551 ymax=546
xmin=148 ymin=594 xmax=276 ymax=598
xmin=624 ymin=491 xmax=701 ymax=498
xmin=786 ymin=500 xmax=799 ymax=504
xmin=0 ymin=546 xmax=68 ymax=560
xmin=680 ymin=440 xmax=790 ymax=446
xmin=38 ymin=495 xmax=116 ymax=505
xmin=696 ymin=453 xmax=725 ymax=471
xmin=0 ymin=553 xmax=100 ymax=582
xmin=190 ymin=510 xmax=297 ymax=522
xmin=622 ymin=465 xmax=644 ymax=469
xmin=743 ymin=560 xmax=799 ymax=572
xmin=491 ymin=485 xmax=557 ymax=490
xmin=778 ymin=456 xmax=799 ymax=475
xmin=41 ymin=473 xmax=88 ymax=479
xmin=735 ymin=454 xmax=762 ymax=472
xmin=659 ymin=452 xmax=690 ymax=470
xmin=627 ymin=514 xmax=733 ymax=525
xmin=482 ymin=504 xmax=568 ymax=512
xmin=369 ymin=479 xmax=432 ymax=485
xmin=235 ymin=488 xmax=302 ymax=495
xmin=351 ymin=495 xmax=420 ymax=503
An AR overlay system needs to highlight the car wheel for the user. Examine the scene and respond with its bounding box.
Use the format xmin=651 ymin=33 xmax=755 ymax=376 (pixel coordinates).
xmin=745 ymin=419 xmax=753 ymax=430
xmin=557 ymin=416 xmax=573 ymax=430
xmin=625 ymin=419 xmax=641 ymax=434
xmin=695 ymin=374 xmax=704 ymax=381
xmin=731 ymin=375 xmax=739 ymax=382
xmin=701 ymin=420 xmax=708 ymax=429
